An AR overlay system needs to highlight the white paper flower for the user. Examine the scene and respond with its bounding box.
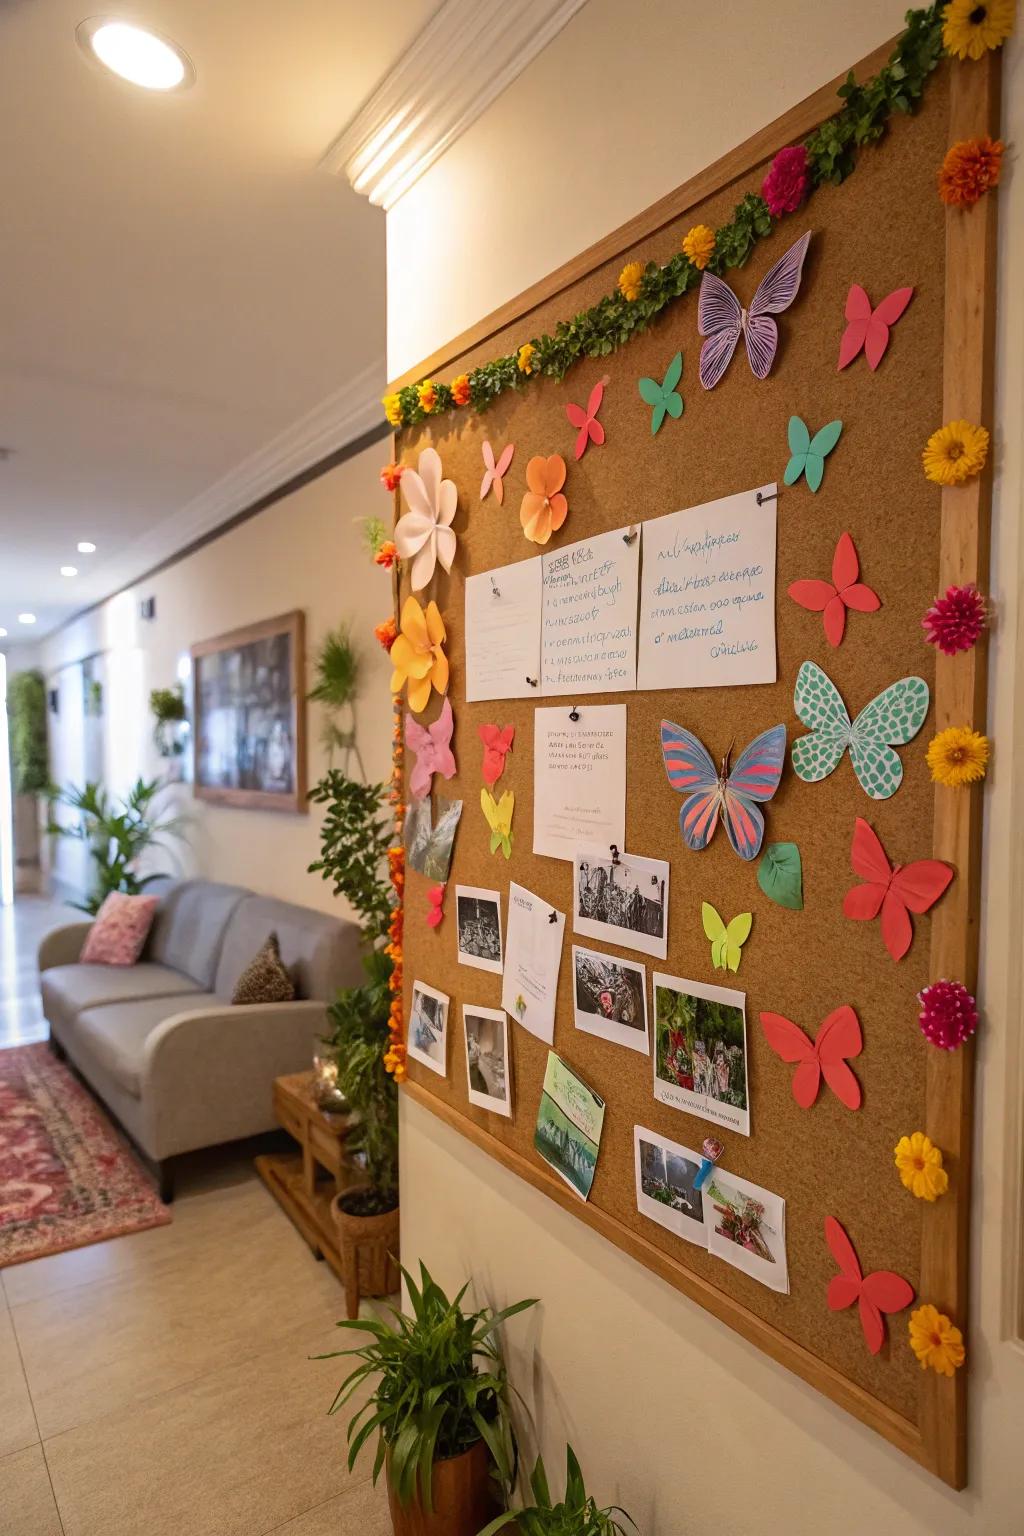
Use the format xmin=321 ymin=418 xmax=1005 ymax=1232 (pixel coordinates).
xmin=394 ymin=447 xmax=457 ymax=591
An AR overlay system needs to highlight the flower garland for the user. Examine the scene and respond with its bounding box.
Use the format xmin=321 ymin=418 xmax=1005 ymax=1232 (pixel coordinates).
xmin=383 ymin=700 xmax=407 ymax=1081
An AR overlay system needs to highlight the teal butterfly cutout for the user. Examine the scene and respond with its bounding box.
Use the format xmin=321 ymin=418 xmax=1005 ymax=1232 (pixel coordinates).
xmin=791 ymin=661 xmax=929 ymax=801
xmin=638 ymin=351 xmax=684 ymax=436
xmin=784 ymin=416 xmax=843 ymax=492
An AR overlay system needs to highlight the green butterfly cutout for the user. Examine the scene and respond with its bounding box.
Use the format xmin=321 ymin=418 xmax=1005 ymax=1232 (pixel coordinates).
xmin=701 ymin=903 xmax=752 ymax=973
xmin=784 ymin=416 xmax=843 ymax=492
xmin=757 ymin=842 xmax=803 ymax=911
xmin=638 ymin=351 xmax=684 ymax=436
xmin=791 ymin=660 xmax=929 ymax=801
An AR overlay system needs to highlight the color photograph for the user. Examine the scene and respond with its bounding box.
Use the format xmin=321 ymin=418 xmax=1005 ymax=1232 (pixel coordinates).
xmin=705 ymin=1169 xmax=789 ymax=1294
xmin=463 ymin=1005 xmax=511 ymax=1117
xmin=404 ymin=796 xmax=463 ymax=882
xmin=633 ymin=1126 xmax=707 ymax=1247
xmin=407 ymin=980 xmax=450 ymax=1077
xmin=573 ymin=847 xmax=669 ymax=959
xmin=572 ymin=944 xmax=649 ymax=1054
xmin=455 ymin=886 xmax=503 ymax=974
xmin=652 ymin=972 xmax=750 ymax=1135
xmin=534 ymin=1052 xmax=605 ymax=1201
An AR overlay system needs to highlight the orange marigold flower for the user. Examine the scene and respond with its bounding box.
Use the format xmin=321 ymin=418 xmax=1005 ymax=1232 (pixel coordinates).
xmin=417 ymin=381 xmax=438 ymax=413
xmin=374 ymin=540 xmax=398 ymax=570
xmin=938 ymin=136 xmax=1004 ymax=207
xmin=379 ymin=462 xmax=404 ymax=492
xmin=374 ymin=616 xmax=397 ymax=653
xmin=450 ymin=373 xmax=471 ymax=406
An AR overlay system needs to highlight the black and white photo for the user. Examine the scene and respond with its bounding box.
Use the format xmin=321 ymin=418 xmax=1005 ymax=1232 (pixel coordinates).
xmin=633 ymin=1125 xmax=708 ymax=1247
xmin=407 ymin=980 xmax=450 ymax=1077
xmin=573 ymin=847 xmax=669 ymax=959
xmin=572 ymin=944 xmax=649 ymax=1054
xmin=463 ymin=1006 xmax=512 ymax=1117
xmin=455 ymin=886 xmax=503 ymax=974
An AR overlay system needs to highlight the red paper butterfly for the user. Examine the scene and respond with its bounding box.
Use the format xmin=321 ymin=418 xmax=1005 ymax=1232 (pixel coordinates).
xmin=478 ymin=723 xmax=514 ymax=788
xmin=825 ymin=1216 xmax=914 ymax=1354
xmin=788 ymin=532 xmax=880 ymax=647
xmin=480 ymin=441 xmax=515 ymax=504
xmin=426 ymin=884 xmax=445 ymax=928
xmin=837 ymin=284 xmax=914 ymax=372
xmin=843 ymin=818 xmax=953 ymax=962
xmin=565 ymin=376 xmax=609 ymax=460
xmin=760 ymin=1006 xmax=862 ymax=1110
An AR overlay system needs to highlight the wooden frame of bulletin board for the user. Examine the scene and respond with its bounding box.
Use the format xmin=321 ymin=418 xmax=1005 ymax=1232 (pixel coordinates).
xmin=389 ymin=40 xmax=999 ymax=1490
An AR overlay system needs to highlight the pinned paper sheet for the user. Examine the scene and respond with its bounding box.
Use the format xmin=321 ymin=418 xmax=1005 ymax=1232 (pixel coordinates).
xmin=637 ymin=486 xmax=778 ymax=691
xmin=825 ymin=1216 xmax=914 ymax=1354
xmin=533 ymin=704 xmax=626 ymax=862
xmin=843 ymin=817 xmax=953 ymax=961
xmin=465 ymin=558 xmax=542 ymax=701
xmin=760 ymin=1006 xmax=863 ymax=1110
xmin=534 ymin=1051 xmax=605 ymax=1202
xmin=792 ymin=662 xmax=929 ymax=800
xmin=541 ymin=527 xmax=640 ymax=695
xmin=502 ymin=882 xmax=565 ymax=1045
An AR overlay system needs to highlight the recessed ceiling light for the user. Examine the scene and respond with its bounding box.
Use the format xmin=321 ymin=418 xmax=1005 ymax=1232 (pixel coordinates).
xmin=76 ymin=18 xmax=195 ymax=92
xmin=77 ymin=541 xmax=97 ymax=554
xmin=18 ymin=613 xmax=36 ymax=625
xmin=61 ymin=565 xmax=79 ymax=577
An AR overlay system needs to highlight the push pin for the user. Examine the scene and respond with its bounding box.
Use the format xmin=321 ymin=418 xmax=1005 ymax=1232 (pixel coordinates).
xmin=755 ymin=489 xmax=779 ymax=507
xmin=525 ymin=676 xmax=539 ymax=688
xmin=491 ymin=577 xmax=501 ymax=597
xmin=622 ymin=526 xmax=638 ymax=545
xmin=694 ymin=1136 xmax=725 ymax=1192
xmin=548 ymin=910 xmax=558 ymax=924
xmin=569 ymin=705 xmax=580 ymax=722
xmin=609 ymin=844 xmax=622 ymax=867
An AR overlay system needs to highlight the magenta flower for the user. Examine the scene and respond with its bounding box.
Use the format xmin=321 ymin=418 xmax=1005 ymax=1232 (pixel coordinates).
xmin=922 ymin=584 xmax=987 ymax=657
xmin=917 ymin=980 xmax=978 ymax=1051
xmin=762 ymin=146 xmax=810 ymax=218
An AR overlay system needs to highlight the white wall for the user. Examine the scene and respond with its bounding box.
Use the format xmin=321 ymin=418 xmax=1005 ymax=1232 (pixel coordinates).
xmin=391 ymin=2 xmax=1024 ymax=1530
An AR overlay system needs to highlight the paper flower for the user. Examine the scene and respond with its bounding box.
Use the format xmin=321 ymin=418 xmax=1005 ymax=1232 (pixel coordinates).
xmin=379 ymin=462 xmax=404 ymax=492
xmin=682 ymin=224 xmax=716 ymax=270
xmin=517 ymin=343 xmax=536 ymax=375
xmin=909 ymin=1304 xmax=965 ymax=1376
xmin=394 ymin=447 xmax=457 ymax=591
xmin=761 ymin=145 xmax=809 ymax=217
xmin=926 ymin=726 xmax=989 ymax=787
xmin=389 ymin=597 xmax=449 ymax=714
xmin=922 ymin=584 xmax=987 ymax=656
xmin=788 ymin=532 xmax=880 ymax=646
xmin=942 ymin=0 xmax=1015 ymax=59
xmin=382 ymin=393 xmax=402 ymax=427
xmin=374 ymin=541 xmax=398 ymax=570
xmin=923 ymin=420 xmax=989 ymax=485
xmin=450 ymin=373 xmax=470 ymax=406
xmin=939 ymin=136 xmax=1004 ymax=206
xmin=895 ymin=1133 xmax=949 ymax=1201
xmin=416 ymin=381 xmax=438 ymax=413
xmin=520 ymin=455 xmax=568 ymax=545
xmin=618 ymin=261 xmax=645 ymax=301
xmin=374 ymin=616 xmax=397 ymax=653
xmin=918 ymin=979 xmax=978 ymax=1051
xmin=426 ymin=885 xmax=445 ymax=928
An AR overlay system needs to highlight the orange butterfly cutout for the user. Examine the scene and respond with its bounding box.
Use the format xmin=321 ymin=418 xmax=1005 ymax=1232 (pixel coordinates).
xmin=825 ymin=1216 xmax=914 ymax=1354
xmin=759 ymin=1005 xmax=863 ymax=1110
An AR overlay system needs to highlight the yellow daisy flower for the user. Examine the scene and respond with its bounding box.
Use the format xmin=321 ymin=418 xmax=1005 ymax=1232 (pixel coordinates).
xmin=922 ymin=420 xmax=989 ymax=486
xmin=618 ymin=261 xmax=645 ymax=302
xmin=894 ymin=1133 xmax=949 ymax=1201
xmin=382 ymin=393 xmax=403 ymax=427
xmin=942 ymin=0 xmax=1015 ymax=60
xmin=682 ymin=224 xmax=716 ymax=270
xmin=389 ymin=597 xmax=449 ymax=715
xmin=909 ymin=1304 xmax=965 ymax=1376
xmin=517 ymin=343 xmax=536 ymax=375
xmin=927 ymin=726 xmax=990 ymax=788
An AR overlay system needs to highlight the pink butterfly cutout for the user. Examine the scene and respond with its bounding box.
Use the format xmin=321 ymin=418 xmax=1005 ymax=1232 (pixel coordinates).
xmin=837 ymin=284 xmax=913 ymax=371
xmin=426 ymin=885 xmax=445 ymax=928
xmin=565 ymin=376 xmax=609 ymax=460
xmin=825 ymin=1216 xmax=914 ymax=1354
xmin=844 ymin=818 xmax=953 ymax=962
xmin=788 ymin=532 xmax=880 ymax=647
xmin=760 ymin=1006 xmax=863 ymax=1110
xmin=405 ymin=698 xmax=457 ymax=800
xmin=478 ymin=723 xmax=514 ymax=788
xmin=480 ymin=441 xmax=515 ymax=504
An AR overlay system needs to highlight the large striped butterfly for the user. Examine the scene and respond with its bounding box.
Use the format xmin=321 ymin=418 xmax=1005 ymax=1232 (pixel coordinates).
xmin=660 ymin=721 xmax=787 ymax=861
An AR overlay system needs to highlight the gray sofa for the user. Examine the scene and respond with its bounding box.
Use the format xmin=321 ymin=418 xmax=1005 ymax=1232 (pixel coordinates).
xmin=38 ymin=878 xmax=362 ymax=1200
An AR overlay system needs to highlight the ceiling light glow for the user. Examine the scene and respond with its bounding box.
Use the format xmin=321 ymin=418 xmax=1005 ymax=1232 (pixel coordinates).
xmin=17 ymin=614 xmax=36 ymax=625
xmin=60 ymin=566 xmax=78 ymax=577
xmin=0 ymin=629 xmax=7 ymax=638
xmin=77 ymin=540 xmax=97 ymax=554
xmin=78 ymin=19 xmax=194 ymax=91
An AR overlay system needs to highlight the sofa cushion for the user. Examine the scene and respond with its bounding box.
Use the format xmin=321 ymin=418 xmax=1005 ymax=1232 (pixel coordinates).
xmin=75 ymin=993 xmax=220 ymax=1098
xmin=146 ymin=879 xmax=249 ymax=989
xmin=214 ymin=895 xmax=362 ymax=1003
xmin=41 ymin=963 xmax=205 ymax=1038
xmin=80 ymin=892 xmax=159 ymax=966
xmin=231 ymin=933 xmax=295 ymax=1005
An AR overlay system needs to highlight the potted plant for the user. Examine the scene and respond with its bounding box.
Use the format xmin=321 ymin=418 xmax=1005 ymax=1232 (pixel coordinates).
xmin=149 ymin=684 xmax=188 ymax=759
xmin=307 ymin=624 xmax=363 ymax=774
xmin=479 ymin=1445 xmax=637 ymax=1535
xmin=319 ymin=1261 xmax=536 ymax=1536
xmin=7 ymin=668 xmax=50 ymax=890
xmin=47 ymin=776 xmax=186 ymax=914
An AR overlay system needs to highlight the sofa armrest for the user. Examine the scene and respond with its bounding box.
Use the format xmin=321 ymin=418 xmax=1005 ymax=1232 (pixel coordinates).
xmin=38 ymin=921 xmax=94 ymax=974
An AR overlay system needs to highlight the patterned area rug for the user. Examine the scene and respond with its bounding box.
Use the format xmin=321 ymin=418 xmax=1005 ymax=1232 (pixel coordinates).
xmin=0 ymin=1043 xmax=171 ymax=1267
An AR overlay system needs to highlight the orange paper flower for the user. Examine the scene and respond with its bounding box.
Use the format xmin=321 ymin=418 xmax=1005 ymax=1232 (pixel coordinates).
xmin=374 ymin=540 xmax=398 ymax=570
xmin=374 ymin=616 xmax=397 ymax=653
xmin=938 ymin=137 xmax=1004 ymax=206
xmin=389 ymin=597 xmax=449 ymax=714
xmin=417 ymin=381 xmax=438 ymax=413
xmin=520 ymin=455 xmax=568 ymax=545
xmin=450 ymin=373 xmax=471 ymax=406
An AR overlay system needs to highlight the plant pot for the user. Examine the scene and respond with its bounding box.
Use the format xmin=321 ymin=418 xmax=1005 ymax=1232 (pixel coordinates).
xmin=386 ymin=1438 xmax=501 ymax=1536
xmin=330 ymin=1191 xmax=400 ymax=1319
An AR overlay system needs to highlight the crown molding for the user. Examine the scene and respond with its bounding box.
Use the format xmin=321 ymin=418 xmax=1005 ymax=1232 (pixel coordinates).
xmin=322 ymin=0 xmax=589 ymax=209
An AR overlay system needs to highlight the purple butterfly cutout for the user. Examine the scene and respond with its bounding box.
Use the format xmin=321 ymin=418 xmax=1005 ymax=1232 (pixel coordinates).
xmin=697 ymin=231 xmax=812 ymax=390
xmin=405 ymin=698 xmax=457 ymax=800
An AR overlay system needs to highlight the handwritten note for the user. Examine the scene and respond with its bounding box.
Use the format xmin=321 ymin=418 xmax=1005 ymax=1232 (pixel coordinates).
xmin=465 ymin=558 xmax=542 ymax=702
xmin=540 ymin=527 xmax=639 ymax=695
xmin=501 ymin=882 xmax=565 ymax=1045
xmin=533 ymin=704 xmax=626 ymax=862
xmin=637 ymin=485 xmax=777 ymax=690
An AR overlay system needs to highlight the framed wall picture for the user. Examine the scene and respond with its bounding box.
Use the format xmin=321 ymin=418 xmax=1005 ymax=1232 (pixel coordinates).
xmin=191 ymin=610 xmax=306 ymax=813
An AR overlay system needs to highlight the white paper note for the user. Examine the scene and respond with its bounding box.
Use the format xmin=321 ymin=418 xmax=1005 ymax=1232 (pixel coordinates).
xmin=533 ymin=704 xmax=626 ymax=862
xmin=637 ymin=485 xmax=777 ymax=691
xmin=502 ymin=882 xmax=565 ymax=1046
xmin=540 ymin=526 xmax=639 ymax=695
xmin=465 ymin=558 xmax=542 ymax=702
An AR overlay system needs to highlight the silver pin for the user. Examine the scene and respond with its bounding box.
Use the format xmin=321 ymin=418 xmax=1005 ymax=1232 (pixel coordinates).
xmin=525 ymin=676 xmax=538 ymax=688
xmin=609 ymin=844 xmax=622 ymax=867
xmin=548 ymin=910 xmax=558 ymax=924
xmin=491 ymin=577 xmax=501 ymax=597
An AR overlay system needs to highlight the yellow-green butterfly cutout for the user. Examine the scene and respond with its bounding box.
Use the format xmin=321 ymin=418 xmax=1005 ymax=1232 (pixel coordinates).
xmin=701 ymin=902 xmax=752 ymax=973
xmin=480 ymin=787 xmax=514 ymax=859
xmin=784 ymin=416 xmax=842 ymax=493
xmin=638 ymin=351 xmax=684 ymax=436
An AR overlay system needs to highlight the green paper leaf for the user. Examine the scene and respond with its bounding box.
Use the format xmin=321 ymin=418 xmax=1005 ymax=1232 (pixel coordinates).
xmin=757 ymin=842 xmax=803 ymax=910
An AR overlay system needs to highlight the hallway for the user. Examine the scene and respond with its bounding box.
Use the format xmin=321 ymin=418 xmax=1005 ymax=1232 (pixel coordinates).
xmin=0 ymin=898 xmax=75 ymax=1050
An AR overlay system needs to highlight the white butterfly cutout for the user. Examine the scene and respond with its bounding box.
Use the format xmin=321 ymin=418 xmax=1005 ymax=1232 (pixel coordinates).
xmin=698 ymin=231 xmax=812 ymax=389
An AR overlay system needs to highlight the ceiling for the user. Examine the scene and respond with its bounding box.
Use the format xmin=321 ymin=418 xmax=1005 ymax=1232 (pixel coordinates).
xmin=0 ymin=0 xmax=439 ymax=640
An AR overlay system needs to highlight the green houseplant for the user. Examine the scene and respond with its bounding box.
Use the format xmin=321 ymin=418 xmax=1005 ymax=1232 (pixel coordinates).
xmin=479 ymin=1446 xmax=637 ymax=1535
xmin=320 ymin=1262 xmax=536 ymax=1535
xmin=150 ymin=684 xmax=187 ymax=758
xmin=47 ymin=777 xmax=185 ymax=914
xmin=308 ymin=625 xmax=363 ymax=772
xmin=7 ymin=669 xmax=49 ymax=795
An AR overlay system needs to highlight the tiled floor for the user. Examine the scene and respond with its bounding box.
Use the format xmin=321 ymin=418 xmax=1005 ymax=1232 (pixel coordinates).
xmin=0 ymin=896 xmax=75 ymax=1049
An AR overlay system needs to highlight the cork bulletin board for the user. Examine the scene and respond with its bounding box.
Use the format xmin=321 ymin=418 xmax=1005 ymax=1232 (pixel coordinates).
xmin=389 ymin=43 xmax=999 ymax=1490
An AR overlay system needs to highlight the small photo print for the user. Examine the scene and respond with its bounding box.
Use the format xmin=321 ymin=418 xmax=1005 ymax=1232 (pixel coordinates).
xmin=705 ymin=1169 xmax=789 ymax=1294
xmin=633 ymin=1126 xmax=707 ymax=1248
xmin=573 ymin=847 xmax=669 ymax=960
xmin=405 ymin=796 xmax=463 ymax=882
xmin=463 ymin=1006 xmax=511 ymax=1118
xmin=572 ymin=944 xmax=649 ymax=1055
xmin=455 ymin=886 xmax=504 ymax=974
xmin=407 ymin=980 xmax=450 ymax=1077
xmin=652 ymin=972 xmax=750 ymax=1136
xmin=534 ymin=1051 xmax=605 ymax=1202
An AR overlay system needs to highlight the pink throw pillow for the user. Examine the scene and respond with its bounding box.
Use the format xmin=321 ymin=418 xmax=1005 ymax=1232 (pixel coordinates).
xmin=80 ymin=892 xmax=159 ymax=967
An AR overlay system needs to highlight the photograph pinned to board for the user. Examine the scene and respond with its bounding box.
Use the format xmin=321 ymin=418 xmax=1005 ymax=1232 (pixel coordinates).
xmin=455 ymin=886 xmax=503 ymax=974
xmin=464 ymin=557 xmax=542 ymax=702
xmin=573 ymin=944 xmax=649 ymax=1055
xmin=652 ymin=972 xmax=750 ymax=1135
xmin=633 ymin=1125 xmax=708 ymax=1248
xmin=534 ymin=1051 xmax=605 ymax=1202
xmin=404 ymin=796 xmax=463 ymax=882
xmin=705 ymin=1168 xmax=789 ymax=1294
xmin=501 ymin=882 xmax=566 ymax=1046
xmin=533 ymin=703 xmax=626 ymax=862
xmin=540 ymin=526 xmax=640 ymax=695
xmin=407 ymin=980 xmax=450 ymax=1077
xmin=573 ymin=846 xmax=669 ymax=960
xmin=463 ymin=1005 xmax=512 ymax=1118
